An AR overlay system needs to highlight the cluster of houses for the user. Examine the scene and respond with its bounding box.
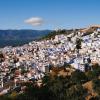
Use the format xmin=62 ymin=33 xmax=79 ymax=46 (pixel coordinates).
xmin=0 ymin=26 xmax=100 ymax=93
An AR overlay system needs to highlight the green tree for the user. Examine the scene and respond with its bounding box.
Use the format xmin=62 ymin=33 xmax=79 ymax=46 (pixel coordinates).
xmin=71 ymin=70 xmax=88 ymax=84
xmin=76 ymin=38 xmax=82 ymax=53
xmin=92 ymin=79 xmax=100 ymax=95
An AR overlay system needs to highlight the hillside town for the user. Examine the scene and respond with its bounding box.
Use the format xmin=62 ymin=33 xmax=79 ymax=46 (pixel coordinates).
xmin=0 ymin=25 xmax=100 ymax=95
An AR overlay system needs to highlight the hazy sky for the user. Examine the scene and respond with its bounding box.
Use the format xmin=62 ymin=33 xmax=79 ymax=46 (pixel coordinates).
xmin=0 ymin=0 xmax=100 ymax=30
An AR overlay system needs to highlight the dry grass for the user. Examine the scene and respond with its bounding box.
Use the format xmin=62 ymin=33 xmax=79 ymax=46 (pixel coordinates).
xmin=83 ymin=81 xmax=98 ymax=100
xmin=50 ymin=67 xmax=75 ymax=77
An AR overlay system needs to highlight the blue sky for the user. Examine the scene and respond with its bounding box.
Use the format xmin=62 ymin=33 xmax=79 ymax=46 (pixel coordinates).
xmin=0 ymin=0 xmax=100 ymax=30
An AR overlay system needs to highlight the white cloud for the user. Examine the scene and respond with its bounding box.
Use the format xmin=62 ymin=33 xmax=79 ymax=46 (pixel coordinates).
xmin=24 ymin=17 xmax=43 ymax=26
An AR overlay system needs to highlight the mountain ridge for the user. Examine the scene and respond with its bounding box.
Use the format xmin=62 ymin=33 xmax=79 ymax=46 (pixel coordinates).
xmin=0 ymin=30 xmax=51 ymax=47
